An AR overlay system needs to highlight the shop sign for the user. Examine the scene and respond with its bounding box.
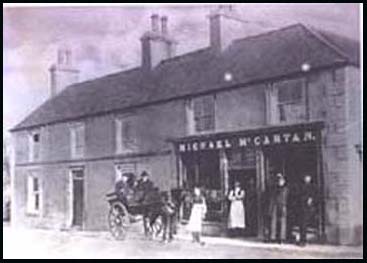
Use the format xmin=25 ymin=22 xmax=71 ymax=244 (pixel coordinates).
xmin=178 ymin=130 xmax=317 ymax=153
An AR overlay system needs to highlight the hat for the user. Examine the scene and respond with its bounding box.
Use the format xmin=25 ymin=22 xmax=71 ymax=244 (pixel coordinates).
xmin=141 ymin=171 xmax=149 ymax=177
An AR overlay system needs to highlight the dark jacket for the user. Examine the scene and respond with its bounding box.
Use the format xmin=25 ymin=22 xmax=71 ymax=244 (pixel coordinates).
xmin=115 ymin=180 xmax=131 ymax=203
xmin=299 ymin=183 xmax=318 ymax=212
xmin=269 ymin=184 xmax=289 ymax=210
xmin=136 ymin=179 xmax=154 ymax=192
xmin=135 ymin=178 xmax=154 ymax=203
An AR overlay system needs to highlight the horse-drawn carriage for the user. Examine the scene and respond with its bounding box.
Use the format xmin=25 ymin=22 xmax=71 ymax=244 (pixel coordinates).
xmin=106 ymin=173 xmax=182 ymax=240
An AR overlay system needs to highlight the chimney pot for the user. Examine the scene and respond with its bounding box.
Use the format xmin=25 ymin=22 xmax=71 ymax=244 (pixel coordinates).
xmin=151 ymin=14 xmax=159 ymax=32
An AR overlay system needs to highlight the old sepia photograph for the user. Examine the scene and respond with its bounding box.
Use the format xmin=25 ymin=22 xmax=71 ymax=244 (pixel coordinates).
xmin=3 ymin=3 xmax=363 ymax=259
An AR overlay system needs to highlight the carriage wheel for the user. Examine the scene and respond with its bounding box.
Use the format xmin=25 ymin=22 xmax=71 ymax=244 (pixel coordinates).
xmin=108 ymin=203 xmax=129 ymax=240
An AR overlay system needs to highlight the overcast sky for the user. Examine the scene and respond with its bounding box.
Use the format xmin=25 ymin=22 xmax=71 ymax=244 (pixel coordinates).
xmin=3 ymin=3 xmax=360 ymax=138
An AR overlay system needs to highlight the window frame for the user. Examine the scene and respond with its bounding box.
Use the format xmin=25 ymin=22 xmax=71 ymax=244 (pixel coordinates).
xmin=115 ymin=115 xmax=138 ymax=154
xmin=189 ymin=95 xmax=216 ymax=134
xmin=273 ymin=78 xmax=307 ymax=124
xmin=28 ymin=130 xmax=41 ymax=162
xmin=70 ymin=123 xmax=85 ymax=159
xmin=26 ymin=172 xmax=42 ymax=215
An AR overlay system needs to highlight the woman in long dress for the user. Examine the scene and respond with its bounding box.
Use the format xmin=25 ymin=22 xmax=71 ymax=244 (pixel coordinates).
xmin=187 ymin=186 xmax=207 ymax=245
xmin=228 ymin=181 xmax=246 ymax=237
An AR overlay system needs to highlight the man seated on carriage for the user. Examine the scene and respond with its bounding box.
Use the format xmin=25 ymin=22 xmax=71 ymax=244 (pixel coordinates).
xmin=115 ymin=172 xmax=134 ymax=205
xmin=135 ymin=171 xmax=155 ymax=203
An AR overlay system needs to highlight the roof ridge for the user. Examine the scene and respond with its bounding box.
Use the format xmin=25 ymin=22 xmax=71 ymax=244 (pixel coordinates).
xmin=159 ymin=47 xmax=212 ymax=65
xmin=231 ymin=23 xmax=304 ymax=44
xmin=302 ymin=24 xmax=349 ymax=62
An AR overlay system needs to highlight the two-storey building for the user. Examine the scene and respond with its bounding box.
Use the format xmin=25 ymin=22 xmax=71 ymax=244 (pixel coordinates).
xmin=10 ymin=8 xmax=361 ymax=245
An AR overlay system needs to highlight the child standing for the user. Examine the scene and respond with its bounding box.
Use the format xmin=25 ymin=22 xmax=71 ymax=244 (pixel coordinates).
xmin=187 ymin=186 xmax=207 ymax=246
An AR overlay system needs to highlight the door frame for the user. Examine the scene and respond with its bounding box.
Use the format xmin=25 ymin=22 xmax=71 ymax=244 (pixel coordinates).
xmin=69 ymin=166 xmax=85 ymax=229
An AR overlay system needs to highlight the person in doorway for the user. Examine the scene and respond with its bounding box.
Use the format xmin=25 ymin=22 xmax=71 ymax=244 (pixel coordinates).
xmin=161 ymin=191 xmax=176 ymax=243
xmin=297 ymin=174 xmax=317 ymax=246
xmin=246 ymin=178 xmax=258 ymax=236
xmin=269 ymin=173 xmax=289 ymax=244
xmin=262 ymin=179 xmax=273 ymax=243
xmin=187 ymin=186 xmax=207 ymax=246
xmin=227 ymin=181 xmax=246 ymax=237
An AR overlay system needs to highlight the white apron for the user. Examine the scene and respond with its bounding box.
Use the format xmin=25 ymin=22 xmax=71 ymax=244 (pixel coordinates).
xmin=187 ymin=198 xmax=207 ymax=233
xmin=228 ymin=190 xmax=246 ymax=229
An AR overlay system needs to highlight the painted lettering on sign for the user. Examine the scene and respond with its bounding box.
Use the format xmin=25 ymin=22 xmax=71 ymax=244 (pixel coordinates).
xmin=178 ymin=130 xmax=317 ymax=152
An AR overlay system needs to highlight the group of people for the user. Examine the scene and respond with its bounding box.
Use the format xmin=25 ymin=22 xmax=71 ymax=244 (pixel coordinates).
xmin=217 ymin=172 xmax=317 ymax=247
xmin=115 ymin=170 xmax=317 ymax=247
xmin=262 ymin=173 xmax=318 ymax=246
xmin=114 ymin=170 xmax=178 ymax=243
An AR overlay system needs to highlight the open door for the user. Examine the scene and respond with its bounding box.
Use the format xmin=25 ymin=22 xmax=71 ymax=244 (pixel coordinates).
xmin=71 ymin=168 xmax=84 ymax=228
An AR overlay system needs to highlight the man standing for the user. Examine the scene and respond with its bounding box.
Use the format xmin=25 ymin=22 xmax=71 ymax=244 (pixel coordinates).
xmin=136 ymin=171 xmax=155 ymax=236
xmin=269 ymin=173 xmax=289 ymax=244
xmin=297 ymin=174 xmax=317 ymax=246
xmin=161 ymin=191 xmax=176 ymax=243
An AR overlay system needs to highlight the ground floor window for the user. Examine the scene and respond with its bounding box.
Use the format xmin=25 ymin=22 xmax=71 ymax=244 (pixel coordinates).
xmin=27 ymin=173 xmax=41 ymax=215
xmin=181 ymin=151 xmax=223 ymax=222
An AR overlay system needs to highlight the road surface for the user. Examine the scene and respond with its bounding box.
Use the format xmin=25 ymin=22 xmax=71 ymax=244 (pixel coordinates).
xmin=3 ymin=223 xmax=362 ymax=259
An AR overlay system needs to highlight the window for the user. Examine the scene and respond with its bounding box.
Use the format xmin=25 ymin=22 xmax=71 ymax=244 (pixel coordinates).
xmin=278 ymin=80 xmax=303 ymax=103
xmin=29 ymin=131 xmax=41 ymax=162
xmin=70 ymin=123 xmax=85 ymax=158
xmin=191 ymin=95 xmax=215 ymax=133
xmin=27 ymin=173 xmax=41 ymax=214
xmin=116 ymin=117 xmax=137 ymax=153
xmin=267 ymin=78 xmax=306 ymax=124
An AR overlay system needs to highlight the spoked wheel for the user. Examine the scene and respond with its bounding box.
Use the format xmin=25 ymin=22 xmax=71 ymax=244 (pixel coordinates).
xmin=108 ymin=203 xmax=129 ymax=240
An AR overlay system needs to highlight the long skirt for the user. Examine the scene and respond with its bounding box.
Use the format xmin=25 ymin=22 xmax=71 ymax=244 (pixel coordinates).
xmin=228 ymin=200 xmax=246 ymax=229
xmin=187 ymin=204 xmax=204 ymax=233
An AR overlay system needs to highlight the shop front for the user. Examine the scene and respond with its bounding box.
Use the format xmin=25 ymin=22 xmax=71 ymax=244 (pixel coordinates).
xmin=173 ymin=121 xmax=325 ymax=241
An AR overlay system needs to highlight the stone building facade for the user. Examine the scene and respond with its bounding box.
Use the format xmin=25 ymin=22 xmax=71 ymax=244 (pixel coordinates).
xmin=10 ymin=8 xmax=361 ymax=245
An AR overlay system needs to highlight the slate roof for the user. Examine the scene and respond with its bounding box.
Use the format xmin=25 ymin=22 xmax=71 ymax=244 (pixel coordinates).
xmin=11 ymin=23 xmax=359 ymax=131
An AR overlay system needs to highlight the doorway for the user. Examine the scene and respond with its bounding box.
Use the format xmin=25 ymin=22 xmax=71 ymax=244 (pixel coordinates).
xmin=71 ymin=168 xmax=84 ymax=228
xmin=228 ymin=169 xmax=258 ymax=237
xmin=264 ymin=143 xmax=321 ymax=242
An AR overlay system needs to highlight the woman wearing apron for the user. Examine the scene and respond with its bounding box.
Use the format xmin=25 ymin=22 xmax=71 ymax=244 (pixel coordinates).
xmin=228 ymin=181 xmax=246 ymax=237
xmin=187 ymin=186 xmax=207 ymax=245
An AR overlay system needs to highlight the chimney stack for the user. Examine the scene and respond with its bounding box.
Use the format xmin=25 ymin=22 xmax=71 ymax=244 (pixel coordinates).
xmin=161 ymin=16 xmax=168 ymax=35
xmin=49 ymin=47 xmax=79 ymax=98
xmin=141 ymin=14 xmax=177 ymax=72
xmin=208 ymin=5 xmax=247 ymax=52
xmin=151 ymin=14 xmax=159 ymax=32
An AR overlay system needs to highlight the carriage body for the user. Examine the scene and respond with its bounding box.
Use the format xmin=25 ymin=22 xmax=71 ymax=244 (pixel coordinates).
xmin=106 ymin=186 xmax=168 ymax=240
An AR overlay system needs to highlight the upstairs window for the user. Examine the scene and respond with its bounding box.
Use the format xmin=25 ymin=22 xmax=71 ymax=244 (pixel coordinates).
xmin=267 ymin=78 xmax=306 ymax=124
xmin=27 ymin=173 xmax=41 ymax=214
xmin=29 ymin=131 xmax=41 ymax=162
xmin=116 ymin=117 xmax=137 ymax=154
xmin=191 ymin=95 xmax=215 ymax=133
xmin=70 ymin=123 xmax=85 ymax=159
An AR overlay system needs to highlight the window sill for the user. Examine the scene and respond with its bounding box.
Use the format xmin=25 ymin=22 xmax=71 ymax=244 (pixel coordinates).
xmin=26 ymin=211 xmax=41 ymax=217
